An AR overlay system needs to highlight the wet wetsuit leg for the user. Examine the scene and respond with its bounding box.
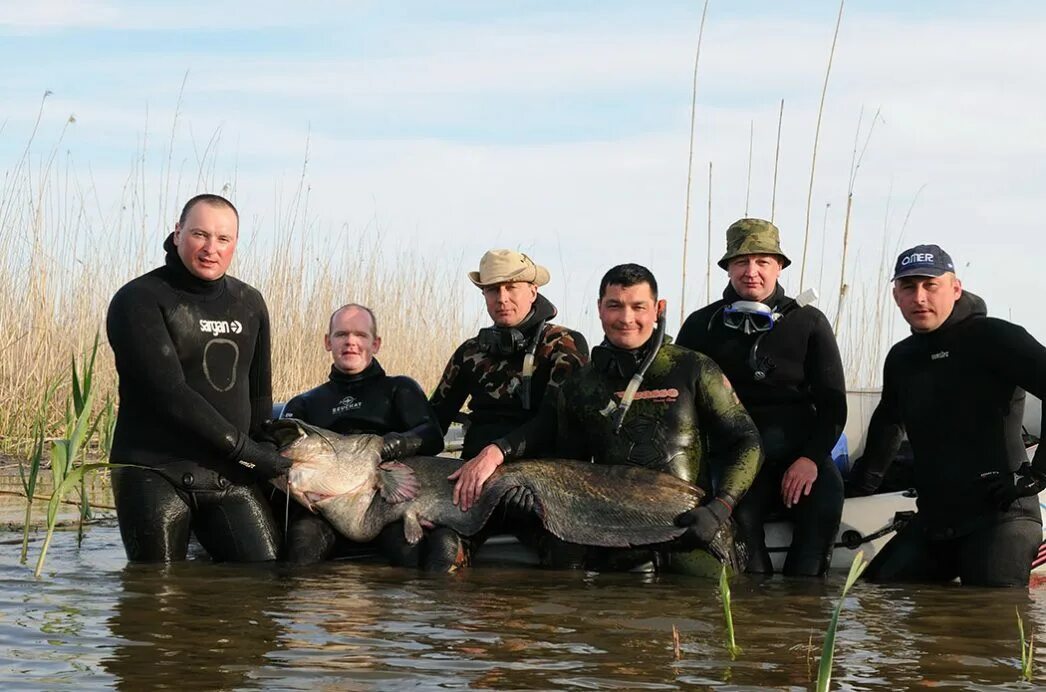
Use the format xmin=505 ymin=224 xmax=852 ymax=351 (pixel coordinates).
xmin=191 ymin=484 xmax=280 ymax=562
xmin=783 ymin=461 xmax=844 ymax=577
xmin=284 ymin=506 xmax=339 ymax=564
xmin=732 ymin=463 xmax=780 ymax=574
xmin=375 ymin=522 xmax=422 ymax=567
xmin=863 ymin=514 xmax=958 ymax=583
xmin=111 ymin=466 xmax=192 ymax=562
xmin=958 ymin=518 xmax=1041 ymax=587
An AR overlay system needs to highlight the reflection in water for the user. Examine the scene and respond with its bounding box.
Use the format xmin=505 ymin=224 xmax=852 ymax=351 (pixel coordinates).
xmin=103 ymin=563 xmax=286 ymax=690
xmin=3 ymin=515 xmax=1046 ymax=689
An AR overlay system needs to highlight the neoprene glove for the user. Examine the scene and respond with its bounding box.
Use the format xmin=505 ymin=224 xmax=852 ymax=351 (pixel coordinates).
xmin=237 ymin=437 xmax=292 ymax=480
xmin=674 ymin=497 xmax=733 ymax=548
xmin=502 ymin=485 xmax=536 ymax=516
xmin=981 ymin=463 xmax=1046 ymax=510
xmin=380 ymin=432 xmax=419 ymax=461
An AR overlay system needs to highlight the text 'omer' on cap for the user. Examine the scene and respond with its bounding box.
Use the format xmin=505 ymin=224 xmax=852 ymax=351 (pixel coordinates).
xmin=892 ymin=244 xmax=955 ymax=281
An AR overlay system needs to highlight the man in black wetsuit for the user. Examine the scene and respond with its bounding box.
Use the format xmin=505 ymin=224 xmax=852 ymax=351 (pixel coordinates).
xmin=107 ymin=194 xmax=291 ymax=562
xmin=850 ymin=244 xmax=1046 ymax=587
xmin=279 ymin=303 xmax=446 ymax=564
xmin=464 ymin=264 xmax=764 ymax=576
xmin=676 ymin=219 xmax=846 ymax=577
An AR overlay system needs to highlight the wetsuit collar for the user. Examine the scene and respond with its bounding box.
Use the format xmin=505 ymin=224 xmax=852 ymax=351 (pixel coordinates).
xmin=163 ymin=232 xmax=226 ymax=297
xmin=476 ymin=293 xmax=558 ymax=355
xmin=592 ymin=334 xmax=671 ymax=379
xmin=329 ymin=358 xmax=385 ymax=385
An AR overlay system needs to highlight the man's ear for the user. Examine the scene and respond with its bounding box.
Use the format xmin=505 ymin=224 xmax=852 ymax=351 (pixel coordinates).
xmin=323 ymin=333 xmax=333 ymax=352
xmin=656 ymin=298 xmax=667 ymax=318
xmin=953 ymin=276 xmax=963 ymax=298
xmin=891 ymin=283 xmax=902 ymax=308
xmin=372 ymin=336 xmax=382 ymax=354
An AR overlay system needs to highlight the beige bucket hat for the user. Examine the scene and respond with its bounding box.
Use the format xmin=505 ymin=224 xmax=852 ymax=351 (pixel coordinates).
xmin=468 ymin=249 xmax=550 ymax=288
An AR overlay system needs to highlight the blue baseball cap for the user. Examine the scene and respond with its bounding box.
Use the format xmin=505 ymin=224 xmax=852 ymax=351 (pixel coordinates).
xmin=892 ymin=244 xmax=956 ymax=281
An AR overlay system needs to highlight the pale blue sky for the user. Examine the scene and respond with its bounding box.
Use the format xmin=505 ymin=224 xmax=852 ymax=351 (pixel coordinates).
xmin=3 ymin=0 xmax=1045 ymax=384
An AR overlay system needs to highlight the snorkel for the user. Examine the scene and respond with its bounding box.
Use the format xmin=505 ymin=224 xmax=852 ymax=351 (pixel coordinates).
xmin=606 ymin=304 xmax=667 ymax=434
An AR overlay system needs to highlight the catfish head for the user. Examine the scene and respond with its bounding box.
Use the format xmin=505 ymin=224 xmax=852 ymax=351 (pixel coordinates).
xmin=263 ymin=418 xmax=384 ymax=511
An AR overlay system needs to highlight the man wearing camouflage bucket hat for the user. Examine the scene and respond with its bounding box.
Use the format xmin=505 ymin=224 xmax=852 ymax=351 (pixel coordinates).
xmin=848 ymin=244 xmax=1046 ymax=587
xmin=427 ymin=249 xmax=589 ymax=569
xmin=677 ymin=218 xmax=847 ymax=577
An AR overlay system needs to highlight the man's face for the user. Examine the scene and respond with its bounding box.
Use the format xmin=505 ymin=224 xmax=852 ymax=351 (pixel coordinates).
xmin=173 ymin=202 xmax=238 ymax=281
xmin=727 ymin=254 xmax=782 ymax=302
xmin=892 ymin=273 xmax=962 ymax=333
xmin=325 ymin=307 xmax=381 ymax=375
xmin=482 ymin=281 xmax=538 ymax=328
xmin=598 ymin=282 xmax=664 ymax=350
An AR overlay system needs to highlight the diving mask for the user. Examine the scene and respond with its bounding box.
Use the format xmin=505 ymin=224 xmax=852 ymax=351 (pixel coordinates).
xmin=722 ymin=301 xmax=781 ymax=334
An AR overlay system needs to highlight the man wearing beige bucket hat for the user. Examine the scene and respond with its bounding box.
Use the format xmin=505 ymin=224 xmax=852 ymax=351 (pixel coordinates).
xmin=677 ymin=218 xmax=847 ymax=577
xmin=429 ymin=250 xmax=588 ymax=559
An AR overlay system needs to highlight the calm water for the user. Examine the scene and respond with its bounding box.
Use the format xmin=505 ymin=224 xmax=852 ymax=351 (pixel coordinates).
xmin=3 ymin=490 xmax=1046 ymax=690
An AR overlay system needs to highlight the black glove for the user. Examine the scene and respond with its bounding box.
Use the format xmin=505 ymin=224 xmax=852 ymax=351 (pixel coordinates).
xmin=501 ymin=485 xmax=536 ymax=517
xmin=380 ymin=432 xmax=419 ymax=461
xmin=981 ymin=463 xmax=1045 ymax=510
xmin=675 ymin=497 xmax=733 ymax=548
xmin=237 ymin=437 xmax=292 ymax=480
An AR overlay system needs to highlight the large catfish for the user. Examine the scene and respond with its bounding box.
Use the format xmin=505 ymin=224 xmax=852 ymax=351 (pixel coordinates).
xmin=266 ymin=418 xmax=704 ymax=548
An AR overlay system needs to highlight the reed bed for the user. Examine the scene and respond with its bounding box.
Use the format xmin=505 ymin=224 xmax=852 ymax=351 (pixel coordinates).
xmin=0 ymin=116 xmax=466 ymax=454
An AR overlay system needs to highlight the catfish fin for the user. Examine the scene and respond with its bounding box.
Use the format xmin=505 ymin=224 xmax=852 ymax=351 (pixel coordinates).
xmin=377 ymin=461 xmax=420 ymax=504
xmin=403 ymin=513 xmax=424 ymax=544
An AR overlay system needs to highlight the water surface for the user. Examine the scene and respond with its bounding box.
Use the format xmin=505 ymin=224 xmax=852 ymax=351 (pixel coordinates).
xmin=3 ymin=493 xmax=1045 ymax=690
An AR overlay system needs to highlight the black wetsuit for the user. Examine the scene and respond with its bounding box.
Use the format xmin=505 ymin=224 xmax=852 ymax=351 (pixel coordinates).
xmin=497 ymin=337 xmax=764 ymax=575
xmin=106 ymin=234 xmax=280 ymax=562
xmin=279 ymin=359 xmax=445 ymax=564
xmin=677 ymin=284 xmax=847 ymax=576
xmin=429 ymin=294 xmax=589 ymax=457
xmin=851 ymin=292 xmax=1046 ymax=586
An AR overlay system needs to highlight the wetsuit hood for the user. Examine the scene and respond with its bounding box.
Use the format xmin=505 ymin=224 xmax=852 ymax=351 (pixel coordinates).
xmin=328 ymin=358 xmax=385 ymax=385
xmin=163 ymin=232 xmax=226 ymax=296
xmin=912 ymin=290 xmax=986 ymax=335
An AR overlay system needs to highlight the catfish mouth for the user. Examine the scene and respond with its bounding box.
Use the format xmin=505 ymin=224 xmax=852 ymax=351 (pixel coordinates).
xmin=264 ymin=418 xmax=308 ymax=450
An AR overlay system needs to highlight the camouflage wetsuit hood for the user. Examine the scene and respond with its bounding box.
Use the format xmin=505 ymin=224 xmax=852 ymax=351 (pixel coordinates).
xmin=429 ymin=293 xmax=589 ymax=457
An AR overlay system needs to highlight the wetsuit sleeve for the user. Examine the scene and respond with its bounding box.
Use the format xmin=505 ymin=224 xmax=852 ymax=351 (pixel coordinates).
xmin=848 ymin=352 xmax=905 ymax=495
xmin=281 ymin=393 xmax=308 ymax=421
xmin=694 ymin=356 xmax=764 ymax=506
xmin=107 ymin=284 xmax=253 ymax=460
xmin=492 ymin=390 xmax=559 ymax=460
xmin=428 ymin=344 xmax=472 ymax=435
xmin=975 ymin=320 xmax=1046 ymax=475
xmin=248 ymin=296 xmax=274 ymax=437
xmin=543 ymin=328 xmax=589 ymax=400
xmin=798 ymin=310 xmax=848 ymax=466
xmin=393 ymin=377 xmax=446 ymax=456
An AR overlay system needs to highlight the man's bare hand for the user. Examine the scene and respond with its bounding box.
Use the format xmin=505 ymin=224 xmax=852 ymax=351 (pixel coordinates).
xmin=781 ymin=456 xmax=818 ymax=508
xmin=448 ymin=444 xmax=505 ymax=511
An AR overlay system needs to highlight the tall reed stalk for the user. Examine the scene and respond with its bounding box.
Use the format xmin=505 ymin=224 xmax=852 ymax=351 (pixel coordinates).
xmin=800 ymin=0 xmax=845 ymax=288
xmin=679 ymin=0 xmax=710 ymax=325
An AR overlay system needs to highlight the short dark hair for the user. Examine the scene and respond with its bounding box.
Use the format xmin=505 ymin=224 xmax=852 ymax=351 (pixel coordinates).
xmin=598 ymin=263 xmax=658 ymax=299
xmin=328 ymin=303 xmax=379 ymax=338
xmin=178 ymin=193 xmax=239 ymax=227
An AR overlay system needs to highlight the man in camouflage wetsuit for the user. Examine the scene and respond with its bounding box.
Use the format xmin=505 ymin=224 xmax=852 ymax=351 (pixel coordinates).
xmin=429 ymin=249 xmax=588 ymax=565
xmin=460 ymin=264 xmax=763 ymax=575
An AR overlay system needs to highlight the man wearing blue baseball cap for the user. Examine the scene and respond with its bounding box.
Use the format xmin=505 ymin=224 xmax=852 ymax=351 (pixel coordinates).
xmin=851 ymin=244 xmax=1046 ymax=586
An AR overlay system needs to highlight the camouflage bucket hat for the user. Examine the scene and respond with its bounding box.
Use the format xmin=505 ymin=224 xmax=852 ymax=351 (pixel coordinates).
xmin=718 ymin=218 xmax=791 ymax=270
